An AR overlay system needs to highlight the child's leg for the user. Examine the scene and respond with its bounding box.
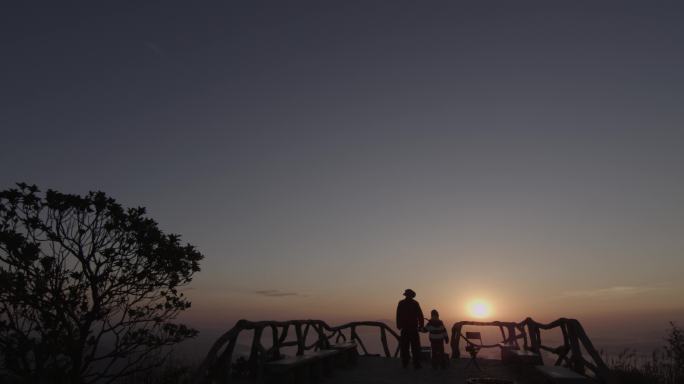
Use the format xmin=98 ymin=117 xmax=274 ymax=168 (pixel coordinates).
xmin=430 ymin=341 xmax=440 ymax=369
xmin=429 ymin=340 xmax=435 ymax=368
xmin=432 ymin=342 xmax=446 ymax=369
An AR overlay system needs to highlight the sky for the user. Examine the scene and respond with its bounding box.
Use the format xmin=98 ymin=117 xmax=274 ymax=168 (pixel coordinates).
xmin=1 ymin=1 xmax=683 ymax=352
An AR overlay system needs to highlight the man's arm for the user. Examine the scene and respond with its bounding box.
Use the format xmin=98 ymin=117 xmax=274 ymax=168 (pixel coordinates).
xmin=396 ymin=302 xmax=402 ymax=329
xmin=417 ymin=303 xmax=425 ymax=328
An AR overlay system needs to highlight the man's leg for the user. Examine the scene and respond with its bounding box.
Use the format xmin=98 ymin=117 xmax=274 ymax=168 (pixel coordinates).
xmin=399 ymin=330 xmax=410 ymax=368
xmin=410 ymin=330 xmax=422 ymax=368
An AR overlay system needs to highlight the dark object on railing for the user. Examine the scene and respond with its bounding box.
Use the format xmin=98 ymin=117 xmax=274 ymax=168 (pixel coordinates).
xmin=451 ymin=318 xmax=613 ymax=383
xmin=464 ymin=332 xmax=484 ymax=371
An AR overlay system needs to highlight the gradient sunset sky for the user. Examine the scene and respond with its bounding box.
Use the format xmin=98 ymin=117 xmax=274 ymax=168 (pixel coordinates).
xmin=1 ymin=1 xmax=683 ymax=338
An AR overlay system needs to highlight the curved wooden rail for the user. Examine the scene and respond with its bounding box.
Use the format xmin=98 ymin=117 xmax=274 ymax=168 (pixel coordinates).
xmin=450 ymin=317 xmax=613 ymax=383
xmin=195 ymin=317 xmax=612 ymax=383
xmin=192 ymin=319 xmax=400 ymax=384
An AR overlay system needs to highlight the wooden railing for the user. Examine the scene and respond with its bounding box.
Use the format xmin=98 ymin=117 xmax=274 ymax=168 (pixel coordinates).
xmin=451 ymin=317 xmax=613 ymax=383
xmin=192 ymin=319 xmax=400 ymax=384
xmin=195 ymin=317 xmax=612 ymax=383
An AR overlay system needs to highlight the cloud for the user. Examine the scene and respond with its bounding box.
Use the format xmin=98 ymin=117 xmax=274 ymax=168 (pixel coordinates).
xmin=561 ymin=285 xmax=659 ymax=298
xmin=254 ymin=289 xmax=302 ymax=298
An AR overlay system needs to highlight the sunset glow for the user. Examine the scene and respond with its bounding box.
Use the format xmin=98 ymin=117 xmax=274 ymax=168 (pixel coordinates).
xmin=468 ymin=300 xmax=492 ymax=319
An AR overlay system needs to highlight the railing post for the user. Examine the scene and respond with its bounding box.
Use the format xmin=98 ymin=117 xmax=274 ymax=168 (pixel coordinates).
xmin=351 ymin=325 xmax=369 ymax=355
xmin=505 ymin=324 xmax=517 ymax=346
xmin=271 ymin=325 xmax=280 ymax=360
xmin=315 ymin=323 xmax=329 ymax=350
xmin=295 ymin=322 xmax=305 ymax=356
xmin=214 ymin=336 xmax=237 ymax=383
xmin=560 ymin=321 xmax=569 ymax=347
xmin=518 ymin=323 xmax=529 ymax=351
xmin=566 ymin=320 xmax=585 ymax=374
xmin=249 ymin=326 xmax=265 ymax=380
xmin=574 ymin=319 xmax=613 ymax=383
xmin=380 ymin=327 xmax=391 ymax=357
xmin=451 ymin=323 xmax=462 ymax=359
xmin=278 ymin=324 xmax=290 ymax=345
xmin=302 ymin=322 xmax=311 ymax=350
xmin=528 ymin=320 xmax=541 ymax=353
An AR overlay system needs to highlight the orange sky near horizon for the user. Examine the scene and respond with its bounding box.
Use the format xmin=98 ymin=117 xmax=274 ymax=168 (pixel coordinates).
xmin=182 ymin=273 xmax=684 ymax=332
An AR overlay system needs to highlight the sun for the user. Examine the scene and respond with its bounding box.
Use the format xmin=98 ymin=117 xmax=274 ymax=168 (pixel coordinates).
xmin=468 ymin=299 xmax=492 ymax=319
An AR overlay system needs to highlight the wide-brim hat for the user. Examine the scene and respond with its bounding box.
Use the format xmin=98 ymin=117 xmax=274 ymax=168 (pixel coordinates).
xmin=403 ymin=289 xmax=416 ymax=297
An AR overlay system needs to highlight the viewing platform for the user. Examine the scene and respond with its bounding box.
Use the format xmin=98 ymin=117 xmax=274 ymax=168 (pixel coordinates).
xmin=326 ymin=355 xmax=528 ymax=384
xmin=193 ymin=318 xmax=613 ymax=384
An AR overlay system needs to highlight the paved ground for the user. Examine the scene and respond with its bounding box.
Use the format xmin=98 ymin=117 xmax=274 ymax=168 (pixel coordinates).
xmin=325 ymin=356 xmax=532 ymax=384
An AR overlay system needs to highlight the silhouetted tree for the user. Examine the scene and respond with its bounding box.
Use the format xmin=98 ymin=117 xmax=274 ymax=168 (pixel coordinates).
xmin=0 ymin=183 xmax=203 ymax=384
xmin=664 ymin=322 xmax=683 ymax=383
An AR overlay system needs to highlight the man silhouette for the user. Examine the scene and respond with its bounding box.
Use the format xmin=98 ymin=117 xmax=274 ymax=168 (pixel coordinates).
xmin=396 ymin=289 xmax=424 ymax=369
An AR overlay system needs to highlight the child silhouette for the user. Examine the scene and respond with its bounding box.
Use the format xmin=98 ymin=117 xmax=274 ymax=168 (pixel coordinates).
xmin=425 ymin=309 xmax=449 ymax=369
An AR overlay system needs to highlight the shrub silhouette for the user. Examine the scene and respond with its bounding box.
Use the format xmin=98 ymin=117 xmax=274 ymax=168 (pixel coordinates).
xmin=607 ymin=322 xmax=684 ymax=384
xmin=0 ymin=183 xmax=203 ymax=383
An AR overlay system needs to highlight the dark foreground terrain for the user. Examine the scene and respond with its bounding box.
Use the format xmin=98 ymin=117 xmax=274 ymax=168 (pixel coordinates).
xmin=325 ymin=356 xmax=534 ymax=384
